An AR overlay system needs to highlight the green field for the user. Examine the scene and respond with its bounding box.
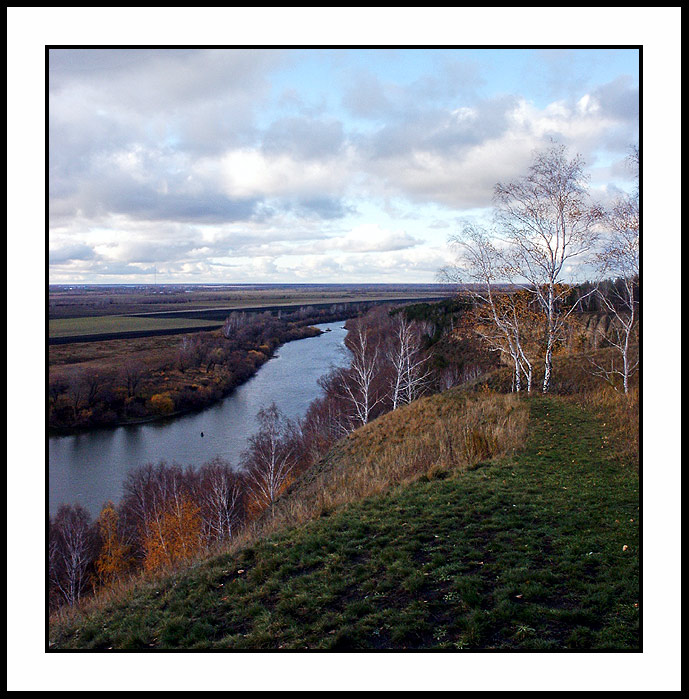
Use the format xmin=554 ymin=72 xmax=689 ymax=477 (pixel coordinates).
xmin=49 ymin=394 xmax=639 ymax=650
xmin=48 ymin=315 xmax=222 ymax=339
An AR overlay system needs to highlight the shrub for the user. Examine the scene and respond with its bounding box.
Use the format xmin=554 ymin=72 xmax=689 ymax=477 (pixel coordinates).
xmin=150 ymin=393 xmax=175 ymax=415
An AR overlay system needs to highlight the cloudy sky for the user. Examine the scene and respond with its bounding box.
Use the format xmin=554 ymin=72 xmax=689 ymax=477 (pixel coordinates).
xmin=8 ymin=8 xmax=685 ymax=690
xmin=48 ymin=47 xmax=639 ymax=284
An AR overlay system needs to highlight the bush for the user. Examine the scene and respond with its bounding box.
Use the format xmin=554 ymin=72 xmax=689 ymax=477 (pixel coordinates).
xmin=150 ymin=393 xmax=175 ymax=415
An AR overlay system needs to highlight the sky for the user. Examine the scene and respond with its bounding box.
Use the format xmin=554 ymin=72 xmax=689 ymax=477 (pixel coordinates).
xmin=48 ymin=47 xmax=639 ymax=285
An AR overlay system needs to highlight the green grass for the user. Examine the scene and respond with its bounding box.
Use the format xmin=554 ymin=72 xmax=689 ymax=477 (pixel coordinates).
xmin=48 ymin=315 xmax=221 ymax=339
xmin=49 ymin=396 xmax=639 ymax=650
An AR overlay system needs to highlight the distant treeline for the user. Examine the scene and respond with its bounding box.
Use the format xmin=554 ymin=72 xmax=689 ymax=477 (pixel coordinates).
xmin=564 ymin=278 xmax=640 ymax=313
xmin=127 ymin=296 xmax=449 ymax=323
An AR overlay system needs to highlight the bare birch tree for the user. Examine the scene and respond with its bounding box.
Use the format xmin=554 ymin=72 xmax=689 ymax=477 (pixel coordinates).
xmin=241 ymin=403 xmax=296 ymax=511
xmin=591 ymin=146 xmax=639 ymax=393
xmin=494 ymin=143 xmax=602 ymax=392
xmin=387 ymin=314 xmax=432 ymax=409
xmin=49 ymin=504 xmax=95 ymax=606
xmin=338 ymin=319 xmax=383 ymax=428
xmin=437 ymin=363 xmax=483 ymax=391
xmin=440 ymin=224 xmax=536 ymax=393
xmin=222 ymin=311 xmax=248 ymax=339
xmin=303 ymin=390 xmax=352 ymax=458
xmin=197 ymin=459 xmax=245 ymax=543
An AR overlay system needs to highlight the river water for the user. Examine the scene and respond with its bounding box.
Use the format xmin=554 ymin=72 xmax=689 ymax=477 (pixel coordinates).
xmin=48 ymin=321 xmax=350 ymax=516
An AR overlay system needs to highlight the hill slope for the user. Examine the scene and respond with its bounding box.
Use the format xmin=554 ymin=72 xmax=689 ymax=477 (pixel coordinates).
xmin=49 ymin=395 xmax=639 ymax=650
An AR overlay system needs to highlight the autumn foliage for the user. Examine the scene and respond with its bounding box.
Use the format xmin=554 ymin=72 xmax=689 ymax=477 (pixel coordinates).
xmin=94 ymin=502 xmax=130 ymax=585
xmin=142 ymin=496 xmax=203 ymax=572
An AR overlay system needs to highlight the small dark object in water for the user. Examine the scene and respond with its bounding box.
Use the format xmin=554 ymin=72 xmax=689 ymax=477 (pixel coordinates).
xmin=201 ymin=432 xmax=204 ymax=437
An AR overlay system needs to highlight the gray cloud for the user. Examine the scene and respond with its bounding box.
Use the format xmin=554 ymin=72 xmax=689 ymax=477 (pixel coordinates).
xmin=409 ymin=58 xmax=484 ymax=102
xmin=48 ymin=48 xmax=280 ymax=161
xmin=49 ymin=49 xmax=358 ymax=232
xmin=591 ymin=76 xmax=639 ymax=122
xmin=105 ymin=187 xmax=258 ymax=225
xmin=341 ymin=72 xmax=393 ymax=120
xmin=288 ymin=196 xmax=355 ymax=220
xmin=49 ymin=48 xmax=285 ymax=113
xmin=52 ymin=162 xmax=260 ymax=225
xmin=342 ymin=58 xmax=484 ymax=121
xmin=48 ymin=243 xmax=97 ymax=264
xmin=49 ymin=49 xmax=287 ymax=228
xmin=261 ymin=116 xmax=345 ymax=160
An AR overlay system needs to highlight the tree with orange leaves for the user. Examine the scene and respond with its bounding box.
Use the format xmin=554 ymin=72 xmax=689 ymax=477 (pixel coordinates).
xmin=141 ymin=495 xmax=203 ymax=572
xmin=494 ymin=144 xmax=602 ymax=392
xmin=441 ymin=223 xmax=542 ymax=393
xmin=94 ymin=501 xmax=130 ymax=585
xmin=473 ymin=287 xmax=543 ymax=394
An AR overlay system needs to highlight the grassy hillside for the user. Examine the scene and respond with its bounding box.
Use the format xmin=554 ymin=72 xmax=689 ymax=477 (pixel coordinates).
xmin=49 ymin=392 xmax=639 ymax=650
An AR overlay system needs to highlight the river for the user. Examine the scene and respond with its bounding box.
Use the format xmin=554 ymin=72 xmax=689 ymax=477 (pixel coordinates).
xmin=48 ymin=321 xmax=351 ymax=516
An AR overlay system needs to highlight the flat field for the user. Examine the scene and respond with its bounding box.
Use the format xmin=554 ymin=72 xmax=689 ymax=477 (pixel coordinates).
xmin=48 ymin=316 xmax=218 ymax=338
xmin=48 ymin=332 xmax=191 ymax=368
xmin=48 ymin=315 xmax=222 ymax=339
xmin=48 ymin=284 xmax=453 ymax=343
xmin=49 ymin=284 xmax=452 ymax=319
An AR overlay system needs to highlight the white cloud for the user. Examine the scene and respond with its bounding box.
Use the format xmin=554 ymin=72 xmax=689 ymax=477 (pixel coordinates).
xmin=317 ymin=224 xmax=420 ymax=253
xmin=362 ymin=94 xmax=637 ymax=209
xmin=214 ymin=148 xmax=351 ymax=199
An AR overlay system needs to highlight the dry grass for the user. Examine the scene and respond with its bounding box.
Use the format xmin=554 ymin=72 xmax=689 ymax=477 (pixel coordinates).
xmin=245 ymin=388 xmax=529 ymax=540
xmin=469 ymin=344 xmax=639 ymax=469
xmin=49 ymin=334 xmax=183 ymax=368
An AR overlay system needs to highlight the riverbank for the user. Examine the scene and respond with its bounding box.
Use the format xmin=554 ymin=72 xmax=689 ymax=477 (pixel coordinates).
xmin=49 ymin=321 xmax=323 ymax=435
xmin=49 ymin=321 xmax=352 ymax=516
